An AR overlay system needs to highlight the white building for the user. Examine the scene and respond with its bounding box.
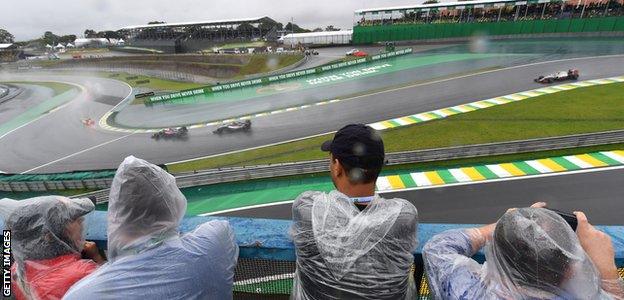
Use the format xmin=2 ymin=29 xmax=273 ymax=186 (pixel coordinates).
xmin=279 ymin=30 xmax=353 ymax=46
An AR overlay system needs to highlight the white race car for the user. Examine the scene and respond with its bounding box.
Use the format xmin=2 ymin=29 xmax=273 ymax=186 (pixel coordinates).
xmin=213 ymin=120 xmax=252 ymax=134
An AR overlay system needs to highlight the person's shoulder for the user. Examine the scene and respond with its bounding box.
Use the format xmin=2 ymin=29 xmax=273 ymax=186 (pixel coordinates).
xmin=293 ymin=191 xmax=323 ymax=210
xmin=192 ymin=220 xmax=234 ymax=240
xmin=384 ymin=197 xmax=418 ymax=218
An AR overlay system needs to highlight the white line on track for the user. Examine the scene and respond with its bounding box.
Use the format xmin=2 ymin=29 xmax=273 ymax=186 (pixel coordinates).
xmin=0 ymin=81 xmax=85 ymax=141
xmin=202 ymin=165 xmax=624 ymax=216
xmin=168 ymin=54 xmax=624 ymax=166
xmin=21 ymin=132 xmax=136 ymax=174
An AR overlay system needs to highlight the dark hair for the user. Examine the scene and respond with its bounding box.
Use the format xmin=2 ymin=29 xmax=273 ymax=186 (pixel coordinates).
xmin=493 ymin=209 xmax=572 ymax=292
xmin=338 ymin=159 xmax=382 ymax=184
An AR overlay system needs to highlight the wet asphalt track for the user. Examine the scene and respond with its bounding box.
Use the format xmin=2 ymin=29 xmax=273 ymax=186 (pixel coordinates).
xmin=1 ymin=54 xmax=624 ymax=174
xmin=216 ymin=167 xmax=624 ymax=225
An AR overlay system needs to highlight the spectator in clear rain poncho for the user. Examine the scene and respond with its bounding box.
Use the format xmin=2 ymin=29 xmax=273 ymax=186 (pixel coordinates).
xmin=63 ymin=156 xmax=238 ymax=300
xmin=290 ymin=124 xmax=419 ymax=300
xmin=423 ymin=202 xmax=624 ymax=300
xmin=0 ymin=196 xmax=105 ymax=300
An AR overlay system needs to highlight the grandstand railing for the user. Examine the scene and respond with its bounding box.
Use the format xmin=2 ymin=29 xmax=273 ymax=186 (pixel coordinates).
xmin=80 ymin=212 xmax=624 ymax=298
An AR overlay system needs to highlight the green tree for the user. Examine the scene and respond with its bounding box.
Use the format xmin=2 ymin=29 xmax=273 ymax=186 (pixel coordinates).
xmin=84 ymin=29 xmax=97 ymax=38
xmin=97 ymin=30 xmax=121 ymax=39
xmin=0 ymin=29 xmax=14 ymax=43
xmin=43 ymin=31 xmax=59 ymax=45
xmin=325 ymin=25 xmax=340 ymax=31
xmin=284 ymin=22 xmax=310 ymax=33
xmin=147 ymin=21 xmax=166 ymax=25
xmin=59 ymin=34 xmax=77 ymax=44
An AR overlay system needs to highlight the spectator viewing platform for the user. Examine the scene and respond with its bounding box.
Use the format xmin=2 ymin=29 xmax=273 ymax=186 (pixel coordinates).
xmin=352 ymin=0 xmax=624 ymax=43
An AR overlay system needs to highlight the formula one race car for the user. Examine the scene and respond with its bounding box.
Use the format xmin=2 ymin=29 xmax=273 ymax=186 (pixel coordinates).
xmin=81 ymin=118 xmax=95 ymax=127
xmin=534 ymin=69 xmax=579 ymax=84
xmin=151 ymin=126 xmax=188 ymax=140
xmin=213 ymin=120 xmax=251 ymax=134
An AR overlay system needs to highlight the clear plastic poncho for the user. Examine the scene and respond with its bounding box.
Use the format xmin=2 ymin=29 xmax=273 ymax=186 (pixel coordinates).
xmin=63 ymin=156 xmax=238 ymax=300
xmin=425 ymin=208 xmax=622 ymax=299
xmin=0 ymin=196 xmax=95 ymax=299
xmin=290 ymin=190 xmax=418 ymax=300
xmin=106 ymin=155 xmax=187 ymax=261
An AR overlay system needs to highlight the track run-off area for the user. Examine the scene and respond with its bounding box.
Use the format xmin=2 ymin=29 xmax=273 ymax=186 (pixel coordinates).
xmin=2 ymin=38 xmax=624 ymax=224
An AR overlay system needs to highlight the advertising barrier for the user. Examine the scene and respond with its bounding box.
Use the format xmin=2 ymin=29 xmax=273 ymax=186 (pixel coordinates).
xmin=146 ymin=48 xmax=414 ymax=104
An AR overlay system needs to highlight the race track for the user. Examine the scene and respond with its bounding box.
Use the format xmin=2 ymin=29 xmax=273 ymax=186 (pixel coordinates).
xmin=1 ymin=54 xmax=624 ymax=173
xmin=216 ymin=167 xmax=624 ymax=225
xmin=1 ymin=38 xmax=624 ymax=224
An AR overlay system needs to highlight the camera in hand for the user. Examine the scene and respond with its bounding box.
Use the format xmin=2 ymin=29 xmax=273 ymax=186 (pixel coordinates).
xmin=547 ymin=208 xmax=578 ymax=231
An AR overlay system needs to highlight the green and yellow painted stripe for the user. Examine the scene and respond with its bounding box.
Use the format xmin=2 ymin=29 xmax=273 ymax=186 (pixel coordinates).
xmin=375 ymin=150 xmax=624 ymax=191
xmin=369 ymin=75 xmax=624 ymax=131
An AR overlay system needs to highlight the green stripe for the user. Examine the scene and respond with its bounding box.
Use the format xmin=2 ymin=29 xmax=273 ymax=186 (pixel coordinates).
xmin=551 ymin=157 xmax=581 ymax=170
xmin=588 ymin=152 xmax=621 ymax=166
xmin=399 ymin=174 xmax=417 ymax=188
xmin=484 ymin=100 xmax=500 ymax=105
xmin=466 ymin=104 xmax=481 ymax=110
xmin=388 ymin=120 xmax=402 ymax=127
xmin=447 ymin=107 xmax=464 ymax=114
xmin=513 ymin=161 xmax=540 ymax=175
xmin=436 ymin=170 xmax=458 ymax=184
xmin=474 ymin=165 xmax=498 ymax=180
xmin=407 ymin=115 xmax=422 ymax=123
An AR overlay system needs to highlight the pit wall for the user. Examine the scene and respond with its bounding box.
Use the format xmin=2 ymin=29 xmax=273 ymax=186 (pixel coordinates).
xmin=352 ymin=16 xmax=624 ymax=44
xmin=146 ymin=48 xmax=414 ymax=104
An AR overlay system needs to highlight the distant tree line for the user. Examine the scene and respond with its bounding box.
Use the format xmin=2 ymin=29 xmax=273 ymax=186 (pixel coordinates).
xmin=0 ymin=28 xmax=15 ymax=43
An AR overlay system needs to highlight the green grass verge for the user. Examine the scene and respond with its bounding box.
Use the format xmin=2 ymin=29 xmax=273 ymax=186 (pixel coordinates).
xmin=3 ymin=81 xmax=74 ymax=96
xmin=168 ymin=82 xmax=624 ymax=173
xmin=103 ymin=72 xmax=205 ymax=91
xmin=236 ymin=54 xmax=304 ymax=78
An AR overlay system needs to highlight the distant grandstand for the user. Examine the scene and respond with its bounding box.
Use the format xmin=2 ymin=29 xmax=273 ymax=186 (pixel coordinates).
xmin=352 ymin=0 xmax=624 ymax=43
xmin=119 ymin=16 xmax=281 ymax=53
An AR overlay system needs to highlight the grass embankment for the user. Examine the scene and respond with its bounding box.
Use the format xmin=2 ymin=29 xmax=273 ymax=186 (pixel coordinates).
xmin=101 ymin=72 xmax=205 ymax=91
xmin=3 ymin=81 xmax=74 ymax=96
xmin=168 ymin=82 xmax=624 ymax=173
xmin=236 ymin=54 xmax=304 ymax=77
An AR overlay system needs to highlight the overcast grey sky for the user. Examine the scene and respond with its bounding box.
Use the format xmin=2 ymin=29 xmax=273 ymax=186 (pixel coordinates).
xmin=3 ymin=0 xmax=427 ymax=41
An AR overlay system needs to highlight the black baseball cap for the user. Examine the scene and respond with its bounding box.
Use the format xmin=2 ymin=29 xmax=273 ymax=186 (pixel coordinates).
xmin=321 ymin=124 xmax=385 ymax=169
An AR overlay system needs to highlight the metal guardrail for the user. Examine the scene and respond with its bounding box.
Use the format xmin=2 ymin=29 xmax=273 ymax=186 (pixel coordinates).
xmin=71 ymin=129 xmax=624 ymax=203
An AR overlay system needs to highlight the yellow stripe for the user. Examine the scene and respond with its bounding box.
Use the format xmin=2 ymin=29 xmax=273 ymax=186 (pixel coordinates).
xmin=399 ymin=117 xmax=418 ymax=124
xmin=575 ymin=154 xmax=607 ymax=167
xmin=458 ymin=105 xmax=476 ymax=111
xmin=537 ymin=159 xmax=566 ymax=172
xmin=380 ymin=121 xmax=395 ymax=128
xmin=424 ymin=171 xmax=445 ymax=185
xmin=425 ymin=112 xmax=442 ymax=119
xmin=499 ymin=163 xmax=526 ymax=176
xmin=461 ymin=167 xmax=486 ymax=181
xmin=476 ymin=101 xmax=495 ymax=107
xmin=441 ymin=108 xmax=458 ymax=116
xmin=387 ymin=175 xmax=406 ymax=189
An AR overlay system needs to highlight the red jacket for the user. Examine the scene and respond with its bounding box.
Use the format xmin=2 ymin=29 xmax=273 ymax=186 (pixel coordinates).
xmin=11 ymin=254 xmax=97 ymax=300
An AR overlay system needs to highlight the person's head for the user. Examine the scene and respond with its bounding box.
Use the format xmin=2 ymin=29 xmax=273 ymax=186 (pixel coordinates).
xmin=321 ymin=124 xmax=385 ymax=192
xmin=489 ymin=208 xmax=584 ymax=296
xmin=107 ymin=156 xmax=186 ymax=260
xmin=3 ymin=196 xmax=94 ymax=262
